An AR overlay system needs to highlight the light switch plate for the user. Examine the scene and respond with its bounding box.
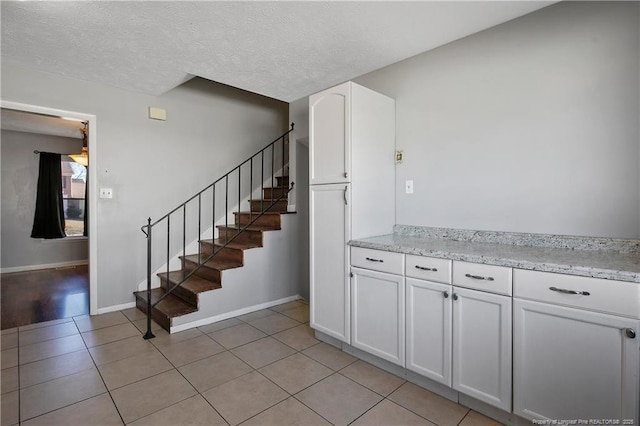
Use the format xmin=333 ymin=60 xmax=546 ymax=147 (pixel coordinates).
xmin=405 ymin=180 xmax=413 ymax=194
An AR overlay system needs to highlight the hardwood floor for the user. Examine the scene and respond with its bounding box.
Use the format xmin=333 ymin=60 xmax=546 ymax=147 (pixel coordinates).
xmin=1 ymin=265 xmax=89 ymax=330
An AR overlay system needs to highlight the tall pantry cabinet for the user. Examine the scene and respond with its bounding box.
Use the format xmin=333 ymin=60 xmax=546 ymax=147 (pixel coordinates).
xmin=309 ymin=82 xmax=395 ymax=343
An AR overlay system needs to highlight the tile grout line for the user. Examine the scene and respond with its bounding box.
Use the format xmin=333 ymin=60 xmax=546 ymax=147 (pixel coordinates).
xmin=89 ymin=313 xmax=138 ymax=426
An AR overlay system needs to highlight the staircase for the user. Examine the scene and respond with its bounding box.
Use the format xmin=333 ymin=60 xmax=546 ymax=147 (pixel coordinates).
xmin=135 ymin=125 xmax=294 ymax=335
xmin=134 ymin=176 xmax=291 ymax=331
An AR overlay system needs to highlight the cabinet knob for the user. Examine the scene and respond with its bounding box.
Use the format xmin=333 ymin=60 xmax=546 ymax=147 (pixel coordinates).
xmin=453 ymin=293 xmax=458 ymax=301
xmin=443 ymin=291 xmax=449 ymax=299
xmin=344 ymin=172 xmax=348 ymax=178
xmin=625 ymin=328 xmax=636 ymax=339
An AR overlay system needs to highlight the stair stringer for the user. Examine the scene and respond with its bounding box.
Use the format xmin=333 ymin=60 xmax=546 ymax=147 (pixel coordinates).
xmin=168 ymin=212 xmax=302 ymax=332
xmin=136 ymin=167 xmax=288 ymax=292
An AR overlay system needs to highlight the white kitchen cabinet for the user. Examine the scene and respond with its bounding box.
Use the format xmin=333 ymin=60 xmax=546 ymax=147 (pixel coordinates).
xmin=513 ymin=269 xmax=640 ymax=423
xmin=309 ymin=183 xmax=351 ymax=342
xmin=452 ymin=286 xmax=512 ymax=412
xmin=309 ymin=82 xmax=395 ymax=344
xmin=406 ymin=260 xmax=511 ymax=411
xmin=406 ymin=277 xmax=452 ymax=385
xmin=309 ymin=83 xmax=349 ymax=185
xmin=351 ymin=267 xmax=405 ymax=366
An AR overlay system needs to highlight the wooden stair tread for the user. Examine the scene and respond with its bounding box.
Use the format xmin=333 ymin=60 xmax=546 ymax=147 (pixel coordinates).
xmin=217 ymin=224 xmax=278 ymax=231
xmin=200 ymin=239 xmax=261 ymax=250
xmin=134 ymin=288 xmax=197 ymax=318
xmin=181 ymin=254 xmax=243 ymax=270
xmin=158 ymin=271 xmax=221 ymax=293
xmin=234 ymin=211 xmax=282 ymax=216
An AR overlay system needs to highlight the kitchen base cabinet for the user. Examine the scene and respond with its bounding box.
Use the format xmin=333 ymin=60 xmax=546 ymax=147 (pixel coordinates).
xmin=351 ymin=267 xmax=405 ymax=366
xmin=452 ymin=286 xmax=512 ymax=412
xmin=514 ymin=298 xmax=640 ymax=422
xmin=406 ymin=277 xmax=452 ymax=385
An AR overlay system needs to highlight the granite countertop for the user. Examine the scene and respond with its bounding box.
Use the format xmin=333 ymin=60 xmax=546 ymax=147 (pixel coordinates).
xmin=349 ymin=226 xmax=640 ymax=283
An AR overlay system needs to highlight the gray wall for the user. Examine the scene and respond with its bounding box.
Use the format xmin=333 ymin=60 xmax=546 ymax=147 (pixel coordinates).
xmin=296 ymin=142 xmax=310 ymax=300
xmin=354 ymin=1 xmax=640 ymax=238
xmin=1 ymin=130 xmax=87 ymax=269
xmin=292 ymin=2 xmax=640 ymax=240
xmin=1 ymin=63 xmax=289 ymax=309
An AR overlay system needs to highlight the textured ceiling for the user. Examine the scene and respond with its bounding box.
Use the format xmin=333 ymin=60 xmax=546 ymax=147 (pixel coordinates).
xmin=1 ymin=1 xmax=553 ymax=102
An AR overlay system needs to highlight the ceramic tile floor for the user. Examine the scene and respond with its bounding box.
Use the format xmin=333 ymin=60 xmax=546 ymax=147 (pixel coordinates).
xmin=1 ymin=300 xmax=502 ymax=426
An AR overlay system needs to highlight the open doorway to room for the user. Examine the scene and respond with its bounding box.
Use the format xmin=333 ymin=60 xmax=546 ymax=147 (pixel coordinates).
xmin=0 ymin=105 xmax=97 ymax=329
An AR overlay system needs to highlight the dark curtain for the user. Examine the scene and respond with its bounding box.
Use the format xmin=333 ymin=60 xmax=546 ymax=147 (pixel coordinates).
xmin=31 ymin=152 xmax=66 ymax=239
xmin=83 ymin=167 xmax=88 ymax=237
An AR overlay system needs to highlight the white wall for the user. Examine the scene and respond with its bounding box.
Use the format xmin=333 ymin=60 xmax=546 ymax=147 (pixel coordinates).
xmin=1 ymin=63 xmax=289 ymax=309
xmin=1 ymin=130 xmax=87 ymax=269
xmin=353 ymin=1 xmax=639 ymax=238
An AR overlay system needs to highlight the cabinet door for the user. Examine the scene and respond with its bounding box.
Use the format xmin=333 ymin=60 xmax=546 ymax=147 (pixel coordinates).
xmin=309 ymin=83 xmax=350 ymax=185
xmin=406 ymin=278 xmax=452 ymax=386
xmin=452 ymin=286 xmax=512 ymax=412
xmin=351 ymin=267 xmax=405 ymax=366
xmin=310 ymin=184 xmax=351 ymax=343
xmin=514 ymin=298 xmax=640 ymax=422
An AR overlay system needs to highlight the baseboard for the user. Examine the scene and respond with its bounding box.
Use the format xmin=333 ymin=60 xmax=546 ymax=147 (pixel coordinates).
xmin=170 ymin=294 xmax=302 ymax=333
xmin=96 ymin=302 xmax=136 ymax=315
xmin=1 ymin=260 xmax=88 ymax=274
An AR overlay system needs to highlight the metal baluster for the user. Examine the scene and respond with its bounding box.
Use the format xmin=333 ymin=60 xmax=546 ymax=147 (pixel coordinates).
xmin=281 ymin=135 xmax=285 ymax=186
xmin=198 ymin=194 xmax=201 ymax=261
xmin=271 ymin=144 xmax=274 ymax=199
xmin=225 ymin=175 xmax=228 ymax=243
xmin=211 ymin=183 xmax=216 ymax=243
xmin=167 ymin=216 xmax=170 ymax=276
xmin=261 ymin=150 xmax=264 ymax=213
xmin=238 ymin=167 xmax=241 ymax=231
xmin=144 ymin=218 xmax=155 ymax=339
xmin=182 ymin=205 xmax=186 ymax=260
xmin=249 ymin=158 xmax=253 ymax=221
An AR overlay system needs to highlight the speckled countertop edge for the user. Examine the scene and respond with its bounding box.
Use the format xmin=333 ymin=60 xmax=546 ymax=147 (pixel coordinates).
xmin=349 ymin=230 xmax=640 ymax=283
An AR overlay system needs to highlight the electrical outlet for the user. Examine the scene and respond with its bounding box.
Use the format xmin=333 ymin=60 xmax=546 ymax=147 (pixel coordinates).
xmin=100 ymin=188 xmax=113 ymax=199
xmin=405 ymin=180 xmax=413 ymax=194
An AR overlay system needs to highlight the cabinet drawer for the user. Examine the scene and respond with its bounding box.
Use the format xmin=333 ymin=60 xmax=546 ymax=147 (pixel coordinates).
xmin=453 ymin=261 xmax=512 ymax=296
xmin=351 ymin=247 xmax=404 ymax=275
xmin=406 ymin=255 xmax=451 ymax=284
xmin=514 ymin=269 xmax=640 ymax=319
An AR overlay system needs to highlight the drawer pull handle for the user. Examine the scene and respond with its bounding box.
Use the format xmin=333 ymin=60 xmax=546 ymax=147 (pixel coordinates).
xmin=365 ymin=257 xmax=384 ymax=263
xmin=549 ymin=286 xmax=590 ymax=296
xmin=443 ymin=291 xmax=449 ymax=299
xmin=453 ymin=293 xmax=459 ymax=301
xmin=625 ymin=328 xmax=636 ymax=339
xmin=416 ymin=265 xmax=438 ymax=272
xmin=465 ymin=273 xmax=494 ymax=281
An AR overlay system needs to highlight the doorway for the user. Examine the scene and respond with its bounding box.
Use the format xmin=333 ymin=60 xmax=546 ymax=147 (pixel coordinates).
xmin=0 ymin=101 xmax=98 ymax=328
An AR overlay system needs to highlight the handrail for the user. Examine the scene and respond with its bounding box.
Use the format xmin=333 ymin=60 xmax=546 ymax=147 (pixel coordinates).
xmin=142 ymin=124 xmax=295 ymax=230
xmin=140 ymin=123 xmax=294 ymax=339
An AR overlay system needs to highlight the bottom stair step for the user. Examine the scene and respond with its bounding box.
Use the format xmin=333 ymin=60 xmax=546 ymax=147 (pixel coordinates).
xmin=134 ymin=288 xmax=198 ymax=331
xmin=158 ymin=270 xmax=221 ymax=306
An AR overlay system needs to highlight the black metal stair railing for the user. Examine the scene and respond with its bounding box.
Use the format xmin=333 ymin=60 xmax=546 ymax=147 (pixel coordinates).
xmin=140 ymin=123 xmax=295 ymax=339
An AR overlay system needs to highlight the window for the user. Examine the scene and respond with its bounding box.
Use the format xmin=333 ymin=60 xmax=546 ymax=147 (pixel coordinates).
xmin=61 ymin=157 xmax=86 ymax=236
